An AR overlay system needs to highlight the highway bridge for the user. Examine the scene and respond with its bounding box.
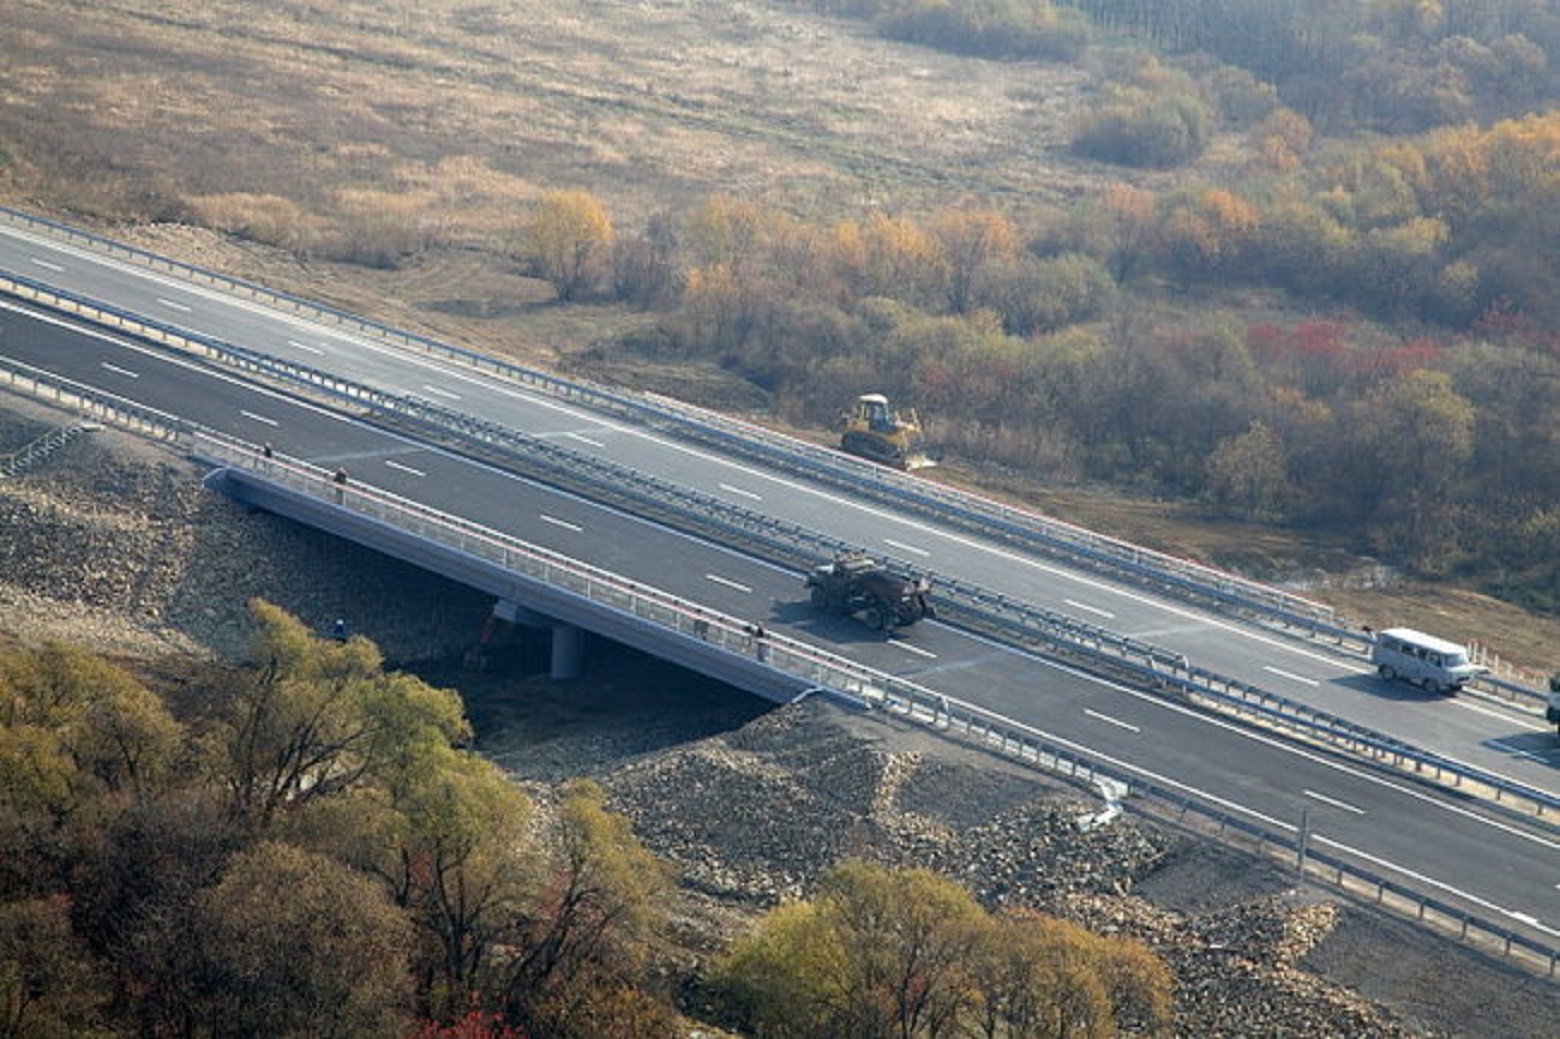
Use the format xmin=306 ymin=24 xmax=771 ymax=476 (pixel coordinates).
xmin=1 ymin=210 xmax=1557 ymax=972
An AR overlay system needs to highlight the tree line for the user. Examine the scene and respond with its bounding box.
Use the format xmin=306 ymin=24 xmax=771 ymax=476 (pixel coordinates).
xmin=0 ymin=603 xmax=1175 ymax=1038
xmin=794 ymin=2 xmax=1557 ymax=140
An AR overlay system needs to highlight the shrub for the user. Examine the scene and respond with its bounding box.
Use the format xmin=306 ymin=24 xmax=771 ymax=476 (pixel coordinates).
xmin=1072 ymin=87 xmax=1212 ymax=168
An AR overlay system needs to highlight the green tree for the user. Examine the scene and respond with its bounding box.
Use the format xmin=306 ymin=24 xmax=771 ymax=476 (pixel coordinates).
xmin=1072 ymin=84 xmax=1211 ymax=169
xmin=0 ymin=642 xmax=181 ymax=803
xmin=713 ymin=859 xmax=985 ymax=1039
xmin=715 ymin=899 xmax=849 ymax=1039
xmin=524 ymin=189 xmax=614 ymax=302
xmin=196 ymin=841 xmax=414 ymax=1039
xmin=390 ymin=756 xmax=535 ymax=1021
xmin=974 ymin=252 xmax=1117 ymax=337
xmin=611 ymin=212 xmax=680 ymax=308
xmin=1353 ymin=369 xmax=1476 ymax=569
xmin=216 ymin=600 xmax=469 ymax=827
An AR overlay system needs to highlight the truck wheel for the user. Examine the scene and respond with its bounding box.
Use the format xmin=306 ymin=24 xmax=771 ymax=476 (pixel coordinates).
xmin=865 ymin=606 xmax=888 ymax=631
xmin=1378 ymin=665 xmax=1396 ymax=681
xmin=810 ymin=586 xmax=830 ymax=609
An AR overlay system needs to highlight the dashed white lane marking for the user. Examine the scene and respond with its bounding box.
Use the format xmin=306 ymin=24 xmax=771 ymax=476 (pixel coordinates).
xmin=156 ymin=297 xmax=191 ymax=313
xmin=287 ymin=339 xmax=324 ymax=356
xmin=100 ymin=362 xmax=139 ymax=379
xmin=1264 ymin=665 xmax=1321 ymax=687
xmin=883 ymin=538 xmax=929 ymax=557
xmin=538 ymin=514 xmax=582 ymax=532
xmin=892 ymin=640 xmax=938 ymax=659
xmin=719 ymin=483 xmax=762 ymax=501
xmin=240 ymin=409 xmax=278 ymax=427
xmin=705 ymin=573 xmax=753 ymax=593
xmin=567 ymin=431 xmax=604 ymax=448
xmin=30 ymin=257 xmax=64 ymax=272
xmin=1065 ymin=598 xmax=1116 ymax=619
xmin=1303 ymin=789 xmax=1367 ymax=815
xmin=384 ymin=459 xmax=426 ymax=477
xmin=422 ymin=384 xmax=461 ymax=400
xmin=1085 ymin=708 xmax=1141 ymax=733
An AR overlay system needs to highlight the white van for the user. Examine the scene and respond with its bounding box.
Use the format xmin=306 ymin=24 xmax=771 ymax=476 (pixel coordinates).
xmin=1369 ymin=627 xmax=1486 ymax=694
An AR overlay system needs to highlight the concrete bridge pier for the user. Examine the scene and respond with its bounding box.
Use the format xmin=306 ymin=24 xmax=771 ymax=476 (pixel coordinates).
xmin=472 ymin=598 xmax=584 ymax=679
xmin=550 ymin=622 xmax=584 ymax=680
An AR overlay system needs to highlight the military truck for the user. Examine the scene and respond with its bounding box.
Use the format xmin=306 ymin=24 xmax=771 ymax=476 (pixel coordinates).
xmin=805 ymin=552 xmax=934 ymax=631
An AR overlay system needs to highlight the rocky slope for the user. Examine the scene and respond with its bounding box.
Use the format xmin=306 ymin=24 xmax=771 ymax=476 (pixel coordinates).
xmin=0 ymin=396 xmax=1552 ymax=1038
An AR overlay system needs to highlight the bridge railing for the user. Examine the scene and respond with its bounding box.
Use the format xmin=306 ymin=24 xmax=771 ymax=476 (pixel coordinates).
xmin=1 ymin=353 xmax=1554 ymax=976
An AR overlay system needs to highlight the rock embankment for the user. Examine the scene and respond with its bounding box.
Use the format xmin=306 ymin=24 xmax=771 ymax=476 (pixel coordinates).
xmin=0 ymin=404 xmax=491 ymax=661
xmin=2 ymin=399 xmax=1551 ymax=1038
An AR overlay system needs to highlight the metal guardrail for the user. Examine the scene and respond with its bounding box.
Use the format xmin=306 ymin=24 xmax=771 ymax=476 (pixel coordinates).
xmin=3 ymin=203 xmax=1545 ymax=714
xmin=1 ymin=355 xmax=1555 ymax=977
xmin=3 ymin=320 xmax=1556 ymax=827
xmin=3 ymin=267 xmax=1558 ymax=813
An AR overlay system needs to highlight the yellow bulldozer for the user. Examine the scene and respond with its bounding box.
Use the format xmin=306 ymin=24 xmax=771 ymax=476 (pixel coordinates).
xmin=838 ymin=393 xmax=941 ymax=470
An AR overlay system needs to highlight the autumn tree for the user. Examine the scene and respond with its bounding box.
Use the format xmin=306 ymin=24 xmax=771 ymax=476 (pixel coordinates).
xmin=1206 ymin=420 xmax=1293 ymax=521
xmin=524 ymin=189 xmax=614 ymax=302
xmin=832 ymin=211 xmax=949 ymax=311
xmin=1099 ymin=182 xmax=1157 ymax=283
xmin=966 ymin=908 xmax=1172 ymax=1039
xmin=0 ymin=896 xmax=109 ymax=1039
xmin=505 ymin=779 xmax=674 ymax=1039
xmin=931 ymin=205 xmax=1021 ymax=315
xmin=68 ymin=789 xmax=239 ymax=1039
xmin=194 ymin=840 xmax=415 ymax=1039
xmin=1158 ymin=188 xmax=1260 ymax=281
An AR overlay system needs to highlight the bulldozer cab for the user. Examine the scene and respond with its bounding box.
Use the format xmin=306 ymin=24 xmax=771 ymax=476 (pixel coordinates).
xmin=858 ymin=393 xmax=895 ymax=432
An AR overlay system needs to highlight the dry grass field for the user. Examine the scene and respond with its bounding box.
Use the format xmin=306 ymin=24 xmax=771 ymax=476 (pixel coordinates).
xmin=4 ymin=0 xmax=1560 ymax=675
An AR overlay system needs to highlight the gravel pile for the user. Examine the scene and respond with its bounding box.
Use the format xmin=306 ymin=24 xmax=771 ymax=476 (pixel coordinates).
xmin=598 ymin=702 xmax=1431 ymax=1037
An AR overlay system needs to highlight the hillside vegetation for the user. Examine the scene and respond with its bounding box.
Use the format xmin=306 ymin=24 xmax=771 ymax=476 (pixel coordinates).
xmin=5 ymin=1 xmax=1558 ymax=624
